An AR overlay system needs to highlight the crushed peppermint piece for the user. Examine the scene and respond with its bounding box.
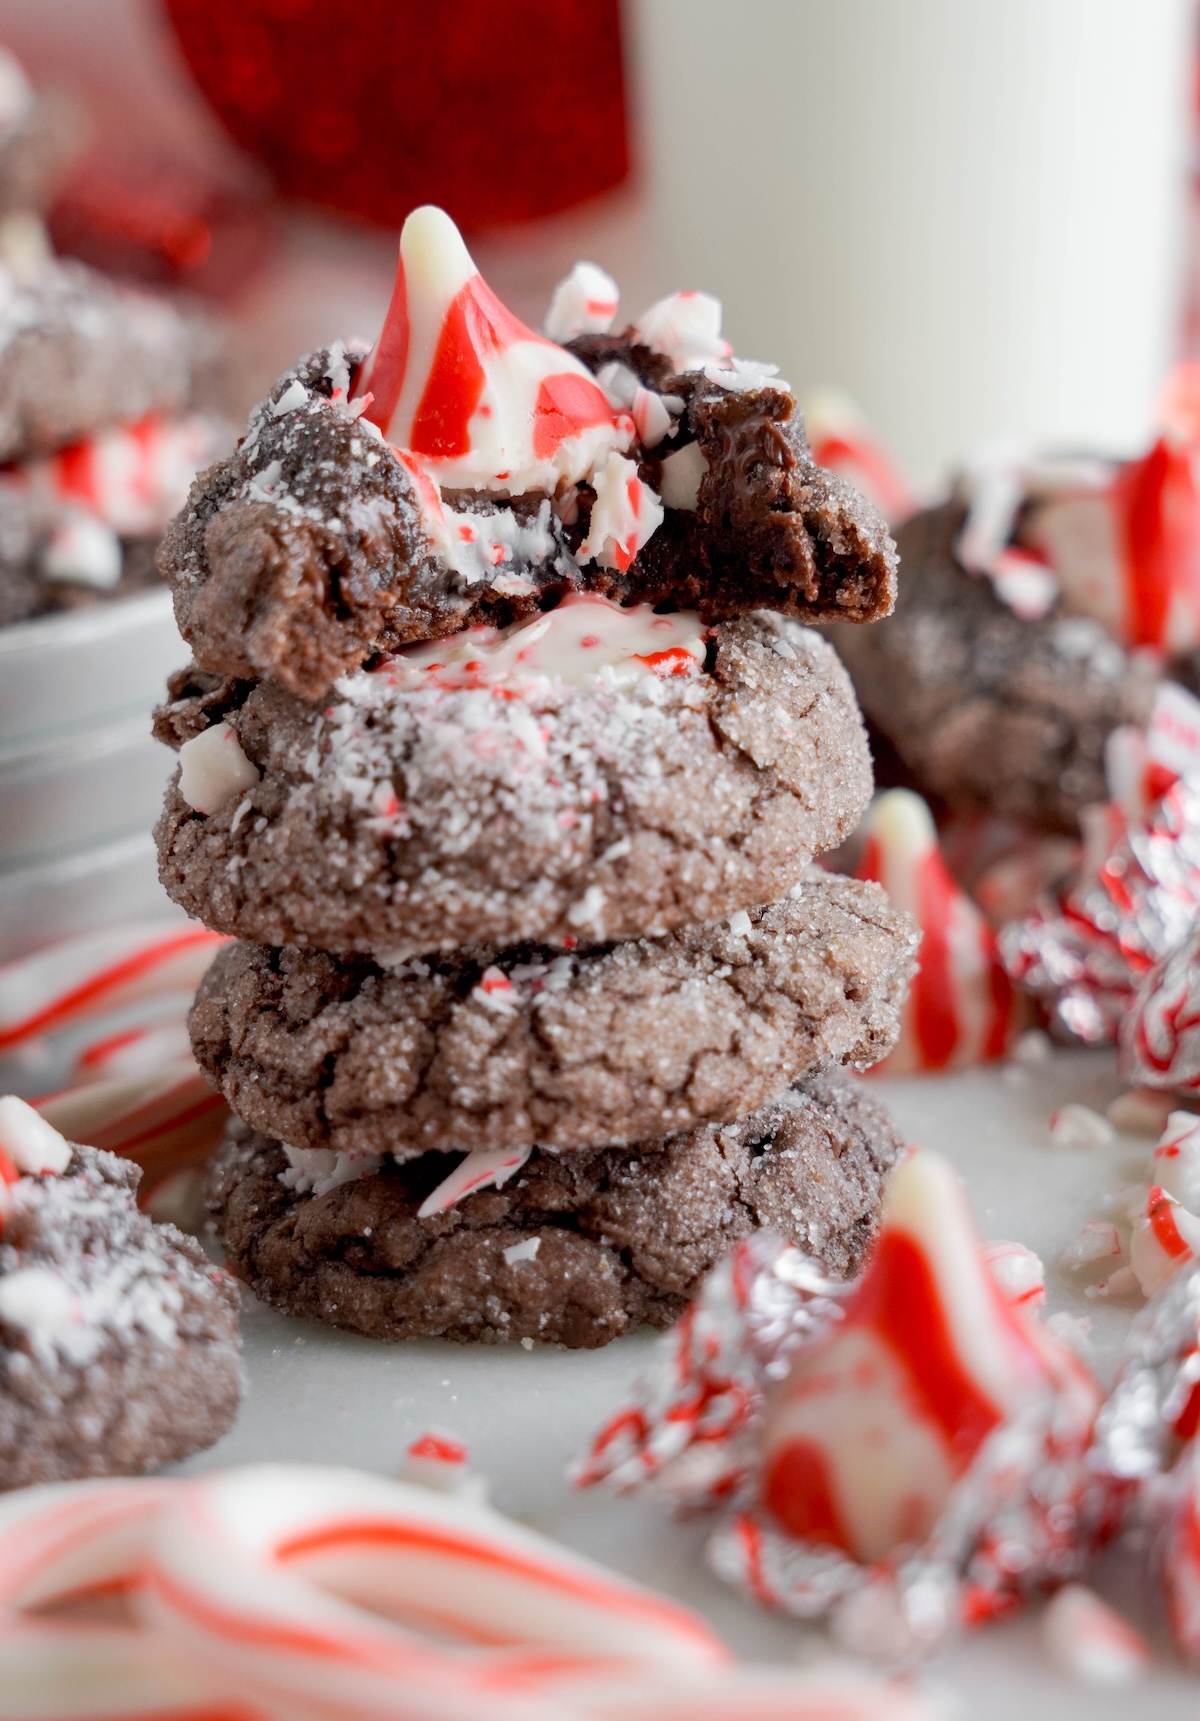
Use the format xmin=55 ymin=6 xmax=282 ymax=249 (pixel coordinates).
xmin=727 ymin=910 xmax=752 ymax=936
xmin=658 ymin=441 xmax=708 ymax=511
xmin=543 ymin=260 xmax=619 ymax=343
xmin=280 ymin=1144 xmax=382 ymax=1199
xmin=633 ymin=289 xmax=731 ymax=373
xmin=1061 ymin=1222 xmax=1123 ymax=1270
xmin=0 ymin=1096 xmax=71 ymax=1175
xmin=503 ymin=1236 xmax=541 ymax=1266
xmin=1041 ymin=1585 xmax=1148 ymax=1686
xmin=417 ymin=1146 xmax=532 ymax=1219
xmin=0 ymin=1265 xmax=75 ymax=1335
xmin=178 ymin=721 xmax=261 ymax=816
xmin=271 ymin=378 xmax=309 ymax=417
xmin=41 ymin=514 xmax=122 ymax=588
xmin=578 ymin=452 xmax=664 ymax=572
xmin=567 ymin=885 xmax=606 ymax=931
xmin=1049 ymin=1104 xmax=1115 ymax=1150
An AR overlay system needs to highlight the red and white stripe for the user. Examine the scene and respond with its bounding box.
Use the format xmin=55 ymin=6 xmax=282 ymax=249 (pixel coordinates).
xmin=0 ymin=1477 xmax=252 ymax=1721
xmin=1164 ymin=1443 xmax=1200 ymax=1660
xmin=856 ymin=790 xmax=1015 ymax=1072
xmin=139 ymin=1465 xmax=730 ymax=1720
xmin=417 ymin=1145 xmax=532 ymax=1220
xmin=0 ymin=923 xmax=226 ymax=1053
xmin=34 ymin=1059 xmax=228 ymax=1200
xmin=354 ymin=206 xmax=633 ymax=497
xmin=1 ymin=414 xmax=225 ymax=540
xmin=757 ymin=1151 xmax=1096 ymax=1565
xmin=800 ymin=387 xmax=913 ymax=525
xmin=1129 ymin=1186 xmax=1200 ymax=1296
xmin=0 ymin=1466 xmax=932 ymax=1721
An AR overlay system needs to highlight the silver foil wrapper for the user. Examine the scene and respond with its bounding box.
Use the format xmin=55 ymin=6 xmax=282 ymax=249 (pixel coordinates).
xmin=575 ymin=1231 xmax=1102 ymax=1661
xmin=1090 ymin=1260 xmax=1200 ymax=1659
xmin=1001 ymin=775 xmax=1200 ymax=1044
xmin=1122 ymin=923 xmax=1200 ymax=1092
xmin=1092 ymin=1260 xmax=1200 ymax=1484
xmin=572 ymin=1233 xmax=850 ymax=1505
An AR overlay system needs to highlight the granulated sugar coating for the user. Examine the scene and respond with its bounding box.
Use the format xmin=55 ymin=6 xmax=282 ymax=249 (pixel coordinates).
xmin=0 ymin=1145 xmax=242 ymax=1488
xmin=155 ymin=615 xmax=873 ymax=955
xmin=207 ymin=1072 xmax=902 ymax=1349
xmin=191 ymin=874 xmax=916 ymax=1161
xmin=829 ymin=499 xmax=1158 ymax=832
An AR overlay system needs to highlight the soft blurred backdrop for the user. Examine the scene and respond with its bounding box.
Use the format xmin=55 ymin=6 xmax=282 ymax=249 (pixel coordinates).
xmin=1 ymin=0 xmax=1196 ymax=489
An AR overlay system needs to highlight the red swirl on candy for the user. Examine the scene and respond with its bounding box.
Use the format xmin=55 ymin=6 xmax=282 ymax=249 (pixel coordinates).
xmin=579 ymin=1150 xmax=1103 ymax=1658
xmin=1002 ymin=688 xmax=1200 ymax=1045
xmin=854 ymin=791 xmax=1015 ymax=1072
xmin=354 ymin=207 xmax=634 ymax=498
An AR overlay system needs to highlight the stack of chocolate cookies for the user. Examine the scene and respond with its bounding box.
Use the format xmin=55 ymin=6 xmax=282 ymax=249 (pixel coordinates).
xmin=154 ymin=208 xmax=918 ymax=1347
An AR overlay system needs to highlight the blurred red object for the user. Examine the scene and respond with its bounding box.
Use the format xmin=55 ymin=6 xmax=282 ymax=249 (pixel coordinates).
xmin=162 ymin=0 xmax=629 ymax=233
xmin=49 ymin=144 xmax=272 ymax=295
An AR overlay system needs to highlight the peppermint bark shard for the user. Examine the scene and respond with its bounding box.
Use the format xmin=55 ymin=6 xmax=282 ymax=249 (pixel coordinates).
xmin=159 ymin=207 xmax=897 ymax=702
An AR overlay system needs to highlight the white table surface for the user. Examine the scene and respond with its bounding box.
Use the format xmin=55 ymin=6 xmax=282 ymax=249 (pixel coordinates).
xmin=177 ymin=1048 xmax=1200 ymax=1717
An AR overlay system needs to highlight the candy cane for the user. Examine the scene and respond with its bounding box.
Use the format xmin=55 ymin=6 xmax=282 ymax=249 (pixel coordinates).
xmin=139 ymin=1465 xmax=731 ymax=1721
xmin=0 ymin=924 xmax=226 ymax=1052
xmin=72 ymin=1017 xmax=194 ymax=1084
xmin=0 ymin=1468 xmax=934 ymax=1721
xmin=573 ymin=1668 xmax=932 ymax=1721
xmin=0 ymin=1479 xmax=257 ymax=1721
xmin=35 ymin=1059 xmax=227 ymax=1197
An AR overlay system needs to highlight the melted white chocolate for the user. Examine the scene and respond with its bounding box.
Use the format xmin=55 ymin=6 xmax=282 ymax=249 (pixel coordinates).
xmin=378 ymin=594 xmax=708 ymax=694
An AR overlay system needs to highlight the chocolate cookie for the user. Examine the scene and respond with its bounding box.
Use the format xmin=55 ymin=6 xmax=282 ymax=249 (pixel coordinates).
xmin=207 ymin=1072 xmax=903 ymax=1348
xmin=0 ymin=258 xmax=213 ymax=463
xmin=159 ymin=343 xmax=896 ymax=702
xmin=828 ymin=499 xmax=1157 ymax=832
xmin=155 ymin=614 xmax=873 ymax=955
xmin=0 ymin=1143 xmax=243 ymax=1489
xmin=0 ymin=537 xmax=161 ymax=628
xmin=190 ymin=874 xmax=917 ymax=1160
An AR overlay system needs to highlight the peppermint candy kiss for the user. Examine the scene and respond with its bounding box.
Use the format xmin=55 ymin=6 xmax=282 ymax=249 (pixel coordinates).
xmin=354 ymin=206 xmax=634 ymax=496
xmin=855 ymin=789 xmax=1014 ymax=1071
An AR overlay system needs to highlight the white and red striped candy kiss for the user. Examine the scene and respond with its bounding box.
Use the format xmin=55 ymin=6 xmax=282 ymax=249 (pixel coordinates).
xmin=758 ymin=1150 xmax=1097 ymax=1564
xmin=354 ymin=206 xmax=635 ymax=497
xmin=799 ymin=386 xmax=913 ymax=524
xmin=855 ymin=789 xmax=1014 ymax=1072
xmin=1022 ymin=365 xmax=1200 ymax=653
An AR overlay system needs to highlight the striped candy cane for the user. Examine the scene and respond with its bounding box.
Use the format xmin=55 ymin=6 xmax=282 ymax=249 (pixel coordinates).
xmin=0 ymin=924 xmax=226 ymax=1053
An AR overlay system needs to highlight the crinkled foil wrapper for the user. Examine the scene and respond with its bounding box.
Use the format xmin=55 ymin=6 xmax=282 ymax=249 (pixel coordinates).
xmin=574 ymin=1233 xmax=1103 ymax=1661
xmin=1122 ymin=924 xmax=1200 ymax=1091
xmin=1093 ymin=1261 xmax=1200 ymax=1484
xmin=572 ymin=1234 xmax=850 ymax=1506
xmin=1000 ymin=776 xmax=1200 ymax=1044
xmin=1091 ymin=1261 xmax=1200 ymax=1658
